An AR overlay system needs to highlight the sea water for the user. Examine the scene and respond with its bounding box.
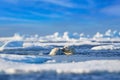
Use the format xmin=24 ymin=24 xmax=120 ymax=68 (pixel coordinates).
xmin=0 ymin=44 xmax=120 ymax=80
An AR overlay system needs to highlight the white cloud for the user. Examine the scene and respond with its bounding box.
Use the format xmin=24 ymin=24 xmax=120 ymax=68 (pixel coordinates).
xmin=80 ymin=33 xmax=85 ymax=37
xmin=104 ymin=29 xmax=120 ymax=38
xmin=93 ymin=32 xmax=103 ymax=38
xmin=105 ymin=29 xmax=112 ymax=36
xmin=63 ymin=32 xmax=69 ymax=40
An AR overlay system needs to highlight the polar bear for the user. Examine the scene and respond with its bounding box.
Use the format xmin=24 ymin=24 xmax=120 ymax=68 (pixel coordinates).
xmin=49 ymin=45 xmax=75 ymax=56
xmin=49 ymin=48 xmax=63 ymax=56
xmin=62 ymin=45 xmax=75 ymax=55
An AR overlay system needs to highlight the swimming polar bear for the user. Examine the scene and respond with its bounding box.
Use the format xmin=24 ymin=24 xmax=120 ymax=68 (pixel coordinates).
xmin=49 ymin=45 xmax=75 ymax=56
xmin=49 ymin=48 xmax=62 ymax=56
xmin=62 ymin=45 xmax=75 ymax=55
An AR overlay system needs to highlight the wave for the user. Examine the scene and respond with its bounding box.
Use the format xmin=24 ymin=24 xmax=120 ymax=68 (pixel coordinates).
xmin=91 ymin=45 xmax=120 ymax=50
xmin=0 ymin=54 xmax=120 ymax=74
xmin=0 ymin=71 xmax=119 ymax=80
xmin=0 ymin=54 xmax=52 ymax=64
xmin=0 ymin=40 xmax=120 ymax=57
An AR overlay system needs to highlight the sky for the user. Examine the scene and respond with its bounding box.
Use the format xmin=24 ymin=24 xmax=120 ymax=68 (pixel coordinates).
xmin=0 ymin=0 xmax=120 ymax=37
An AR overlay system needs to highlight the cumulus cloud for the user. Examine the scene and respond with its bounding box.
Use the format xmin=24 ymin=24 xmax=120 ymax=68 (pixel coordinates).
xmin=5 ymin=29 xmax=120 ymax=41
xmin=62 ymin=32 xmax=69 ymax=40
xmin=93 ymin=32 xmax=103 ymax=38
xmin=38 ymin=30 xmax=120 ymax=41
xmin=105 ymin=29 xmax=112 ymax=36
xmin=104 ymin=29 xmax=120 ymax=38
xmin=80 ymin=33 xmax=85 ymax=37
xmin=39 ymin=32 xmax=76 ymax=41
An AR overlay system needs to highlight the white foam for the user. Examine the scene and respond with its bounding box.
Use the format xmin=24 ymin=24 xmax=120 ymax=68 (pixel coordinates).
xmin=91 ymin=44 xmax=120 ymax=50
xmin=0 ymin=40 xmax=23 ymax=51
xmin=0 ymin=54 xmax=120 ymax=74
xmin=0 ymin=54 xmax=52 ymax=64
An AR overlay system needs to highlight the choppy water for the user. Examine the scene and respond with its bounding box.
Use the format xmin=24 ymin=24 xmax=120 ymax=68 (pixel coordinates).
xmin=0 ymin=44 xmax=120 ymax=80
xmin=0 ymin=71 xmax=120 ymax=80
xmin=0 ymin=45 xmax=120 ymax=57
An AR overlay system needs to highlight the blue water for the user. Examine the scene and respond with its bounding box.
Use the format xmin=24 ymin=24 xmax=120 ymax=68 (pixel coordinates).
xmin=0 ymin=45 xmax=120 ymax=80
xmin=0 ymin=71 xmax=120 ymax=80
xmin=0 ymin=45 xmax=120 ymax=57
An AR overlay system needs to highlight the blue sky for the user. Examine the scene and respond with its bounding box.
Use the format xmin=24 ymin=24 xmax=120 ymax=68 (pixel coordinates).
xmin=0 ymin=0 xmax=120 ymax=36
